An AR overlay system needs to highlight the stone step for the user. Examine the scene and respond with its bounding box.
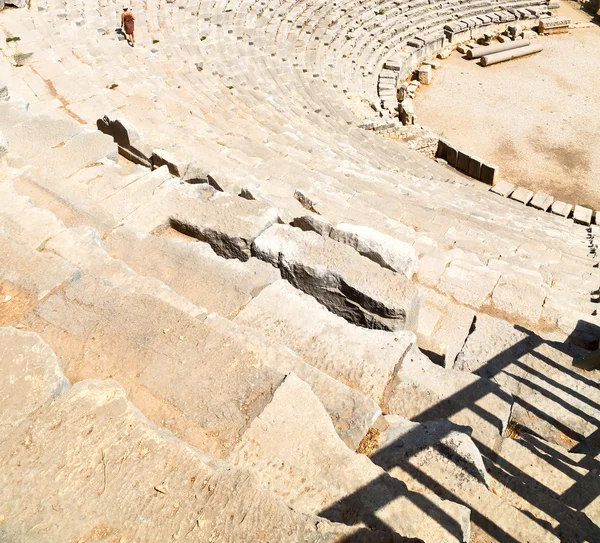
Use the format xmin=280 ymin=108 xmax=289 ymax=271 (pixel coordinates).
xmin=228 ymin=372 xmax=471 ymax=543
xmin=0 ymin=327 xmax=395 ymax=543
xmin=485 ymin=431 xmax=600 ymax=541
xmin=234 ymin=279 xmax=414 ymax=404
xmin=21 ymin=274 xmax=285 ymax=459
xmin=0 ymin=234 xmax=81 ymax=325
xmin=384 ymin=343 xmax=513 ymax=450
xmin=44 ymin=226 xmax=205 ymax=318
xmin=252 ymin=224 xmax=422 ymax=331
xmin=206 ymin=313 xmax=380 ymax=450
xmin=0 ymin=180 xmax=66 ymax=249
xmin=104 ymin=226 xmax=280 ymax=318
xmin=369 ymin=415 xmax=560 ymax=543
xmin=455 ymin=313 xmax=599 ymax=450
xmin=124 ymin=183 xmax=281 ymax=261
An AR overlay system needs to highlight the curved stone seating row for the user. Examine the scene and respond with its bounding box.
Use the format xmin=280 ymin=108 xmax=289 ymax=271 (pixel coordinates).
xmin=1 ymin=94 xmax=599 ymax=542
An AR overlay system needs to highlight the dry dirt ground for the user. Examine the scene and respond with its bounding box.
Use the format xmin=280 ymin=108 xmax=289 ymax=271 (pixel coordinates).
xmin=415 ymin=2 xmax=600 ymax=208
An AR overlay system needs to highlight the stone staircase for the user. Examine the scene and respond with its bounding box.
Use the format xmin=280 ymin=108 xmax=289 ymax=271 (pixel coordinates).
xmin=0 ymin=0 xmax=599 ymax=541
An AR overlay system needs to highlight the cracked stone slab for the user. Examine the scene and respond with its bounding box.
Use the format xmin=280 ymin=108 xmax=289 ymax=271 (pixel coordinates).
xmin=328 ymin=222 xmax=419 ymax=278
xmin=234 ymin=279 xmax=414 ymax=404
xmin=206 ymin=313 xmax=381 ymax=450
xmin=126 ymin=183 xmax=281 ymax=261
xmin=0 ymin=375 xmax=393 ymax=543
xmin=22 ymin=275 xmax=284 ymax=459
xmin=438 ymin=260 xmax=501 ymax=309
xmin=490 ymin=273 xmax=547 ymax=327
xmin=252 ymin=224 xmax=422 ymax=331
xmin=229 ymin=373 xmax=471 ymax=543
xmin=0 ymin=234 xmax=81 ymax=303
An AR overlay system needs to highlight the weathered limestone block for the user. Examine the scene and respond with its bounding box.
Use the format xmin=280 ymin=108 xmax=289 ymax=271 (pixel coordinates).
xmin=490 ymin=180 xmax=514 ymax=197
xmin=509 ymin=186 xmax=534 ymax=205
xmin=22 ymin=275 xmax=285 ymax=458
xmin=234 ymin=280 xmax=414 ymax=404
xmin=490 ymin=273 xmax=546 ymax=326
xmin=229 ymin=374 xmax=471 ymax=543
xmin=385 ymin=344 xmax=513 ymax=448
xmin=455 ymin=314 xmax=598 ymax=447
xmin=0 ymin=376 xmax=390 ymax=543
xmin=0 ymin=327 xmax=68 ymax=431
xmin=372 ymin=415 xmax=490 ymax=486
xmin=126 ymin=183 xmax=281 ymax=261
xmin=418 ymin=64 xmax=433 ymax=85
xmin=530 ymin=192 xmax=554 ymax=211
xmin=0 ymin=181 xmax=66 ymax=248
xmin=206 ymin=313 xmax=381 ymax=450
xmin=422 ymin=303 xmax=475 ymax=368
xmin=399 ymin=98 xmax=416 ymax=125
xmin=104 ymin=227 xmax=279 ymax=318
xmin=573 ymin=205 xmax=593 ymax=226
xmin=438 ymin=260 xmax=501 ymax=308
xmin=480 ymin=161 xmax=499 ymax=185
xmin=45 ymin=227 xmax=205 ymax=318
xmin=0 ymin=234 xmax=81 ymax=304
xmin=329 ymin=222 xmax=418 ymax=278
xmin=252 ymin=225 xmax=422 ymax=331
xmin=416 ymin=252 xmax=450 ymax=288
xmin=550 ymin=200 xmax=573 ymax=218
xmin=539 ymin=16 xmax=571 ymax=34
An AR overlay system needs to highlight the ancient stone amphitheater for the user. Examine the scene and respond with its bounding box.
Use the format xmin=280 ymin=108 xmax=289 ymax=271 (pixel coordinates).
xmin=0 ymin=0 xmax=599 ymax=541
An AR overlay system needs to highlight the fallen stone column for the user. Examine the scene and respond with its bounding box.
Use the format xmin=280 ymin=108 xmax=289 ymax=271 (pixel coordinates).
xmin=466 ymin=39 xmax=530 ymax=59
xmin=480 ymin=44 xmax=543 ymax=66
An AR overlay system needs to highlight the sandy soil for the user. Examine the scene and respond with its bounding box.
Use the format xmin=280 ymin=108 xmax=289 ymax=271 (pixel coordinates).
xmin=415 ymin=2 xmax=600 ymax=208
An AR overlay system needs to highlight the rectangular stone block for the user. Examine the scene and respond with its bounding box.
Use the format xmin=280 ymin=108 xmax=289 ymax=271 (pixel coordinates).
xmin=417 ymin=64 xmax=433 ymax=85
xmin=436 ymin=138 xmax=450 ymax=160
xmin=447 ymin=145 xmax=458 ymax=167
xmin=510 ymin=186 xmax=534 ymax=205
xmin=468 ymin=156 xmax=483 ymax=179
xmin=550 ymin=201 xmax=573 ymax=218
xmin=490 ymin=180 xmax=515 ymax=198
xmin=530 ymin=192 xmax=554 ymax=211
xmin=480 ymin=162 xmax=499 ymax=185
xmin=457 ymin=150 xmax=470 ymax=174
xmin=573 ymin=205 xmax=593 ymax=226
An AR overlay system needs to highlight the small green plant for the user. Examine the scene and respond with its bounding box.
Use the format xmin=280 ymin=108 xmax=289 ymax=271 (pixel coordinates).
xmin=226 ymin=85 xmax=234 ymax=90
xmin=108 ymin=83 xmax=119 ymax=90
xmin=345 ymin=34 xmax=352 ymax=40
xmin=6 ymin=36 xmax=21 ymax=43
xmin=13 ymin=52 xmax=33 ymax=66
xmin=224 ymin=8 xmax=232 ymax=12
xmin=376 ymin=9 xmax=386 ymax=15
xmin=200 ymin=36 xmax=207 ymax=41
xmin=152 ymin=39 xmax=160 ymax=44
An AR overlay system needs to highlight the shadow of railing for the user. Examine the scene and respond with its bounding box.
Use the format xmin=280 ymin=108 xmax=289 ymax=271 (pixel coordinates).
xmin=318 ymin=323 xmax=600 ymax=542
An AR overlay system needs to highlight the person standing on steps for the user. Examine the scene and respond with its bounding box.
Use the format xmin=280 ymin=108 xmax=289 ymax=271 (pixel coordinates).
xmin=121 ymin=7 xmax=135 ymax=47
